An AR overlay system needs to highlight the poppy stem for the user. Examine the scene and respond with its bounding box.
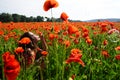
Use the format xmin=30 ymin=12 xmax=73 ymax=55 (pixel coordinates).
xmin=51 ymin=8 xmax=54 ymax=32
xmin=1 ymin=58 xmax=5 ymax=80
xmin=61 ymin=47 xmax=66 ymax=80
xmin=51 ymin=8 xmax=53 ymax=22
xmin=39 ymin=66 xmax=43 ymax=80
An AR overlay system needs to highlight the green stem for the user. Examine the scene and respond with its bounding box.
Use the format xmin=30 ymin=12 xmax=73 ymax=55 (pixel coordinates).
xmin=39 ymin=66 xmax=43 ymax=80
xmin=61 ymin=47 xmax=66 ymax=80
xmin=51 ymin=8 xmax=53 ymax=22
xmin=55 ymin=41 xmax=58 ymax=80
xmin=1 ymin=57 xmax=5 ymax=80
xmin=51 ymin=8 xmax=54 ymax=32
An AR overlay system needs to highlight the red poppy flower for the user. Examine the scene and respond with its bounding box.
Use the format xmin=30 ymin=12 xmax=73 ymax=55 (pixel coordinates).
xmin=82 ymin=32 xmax=89 ymax=38
xmin=68 ymin=25 xmax=79 ymax=35
xmin=65 ymin=49 xmax=85 ymax=67
xmin=49 ymin=33 xmax=58 ymax=40
xmin=101 ymin=50 xmax=110 ymax=58
xmin=0 ymin=31 xmax=4 ymax=35
xmin=71 ymin=74 xmax=76 ymax=80
xmin=63 ymin=40 xmax=71 ymax=47
xmin=75 ymin=31 xmax=81 ymax=38
xmin=2 ymin=52 xmax=11 ymax=63
xmin=115 ymin=46 xmax=120 ymax=51
xmin=81 ymin=27 xmax=89 ymax=33
xmin=4 ymin=35 xmax=9 ymax=41
xmin=19 ymin=37 xmax=31 ymax=44
xmin=101 ymin=27 xmax=108 ymax=33
xmin=103 ymin=40 xmax=108 ymax=46
xmin=14 ymin=47 xmax=24 ymax=54
xmin=71 ymin=48 xmax=82 ymax=55
xmin=54 ymin=26 xmax=60 ymax=33
xmin=86 ymin=38 xmax=92 ymax=45
xmin=60 ymin=12 xmax=69 ymax=21
xmin=41 ymin=51 xmax=48 ymax=56
xmin=74 ymin=39 xmax=79 ymax=44
xmin=43 ymin=0 xmax=59 ymax=11
xmin=58 ymin=38 xmax=63 ymax=43
xmin=115 ymin=54 xmax=120 ymax=60
xmin=63 ymin=31 xmax=68 ymax=35
xmin=2 ymin=52 xmax=20 ymax=80
xmin=69 ymin=35 xmax=75 ymax=39
xmin=101 ymin=23 xmax=107 ymax=27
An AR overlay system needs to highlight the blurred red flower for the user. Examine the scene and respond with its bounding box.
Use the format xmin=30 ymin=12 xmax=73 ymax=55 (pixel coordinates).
xmin=82 ymin=32 xmax=89 ymax=38
xmin=74 ymin=39 xmax=79 ymax=44
xmin=0 ymin=31 xmax=4 ymax=35
xmin=4 ymin=35 xmax=9 ymax=41
xmin=19 ymin=37 xmax=31 ymax=44
xmin=68 ymin=25 xmax=79 ymax=35
xmin=49 ymin=33 xmax=58 ymax=40
xmin=86 ymin=38 xmax=92 ymax=45
xmin=43 ymin=0 xmax=59 ymax=11
xmin=103 ymin=40 xmax=108 ymax=46
xmin=115 ymin=46 xmax=120 ymax=51
xmin=2 ymin=52 xmax=20 ymax=80
xmin=75 ymin=31 xmax=81 ymax=38
xmin=65 ymin=49 xmax=85 ymax=67
xmin=101 ymin=23 xmax=108 ymax=27
xmin=41 ymin=51 xmax=48 ymax=56
xmin=63 ymin=40 xmax=71 ymax=48
xmin=115 ymin=54 xmax=120 ymax=60
xmin=101 ymin=50 xmax=110 ymax=58
xmin=14 ymin=47 xmax=24 ymax=54
xmin=60 ymin=12 xmax=69 ymax=21
xmin=54 ymin=26 xmax=60 ymax=33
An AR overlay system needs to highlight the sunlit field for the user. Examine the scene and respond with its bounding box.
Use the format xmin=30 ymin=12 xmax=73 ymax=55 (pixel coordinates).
xmin=1 ymin=21 xmax=120 ymax=80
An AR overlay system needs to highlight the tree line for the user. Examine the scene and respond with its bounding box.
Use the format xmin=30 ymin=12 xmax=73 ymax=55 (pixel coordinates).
xmin=0 ymin=13 xmax=63 ymax=22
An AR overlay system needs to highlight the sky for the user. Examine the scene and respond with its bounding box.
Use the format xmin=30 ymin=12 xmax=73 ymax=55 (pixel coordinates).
xmin=0 ymin=0 xmax=120 ymax=21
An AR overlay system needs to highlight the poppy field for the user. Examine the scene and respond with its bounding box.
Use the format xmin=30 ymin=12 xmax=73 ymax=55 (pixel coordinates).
xmin=1 ymin=21 xmax=120 ymax=80
xmin=1 ymin=0 xmax=120 ymax=80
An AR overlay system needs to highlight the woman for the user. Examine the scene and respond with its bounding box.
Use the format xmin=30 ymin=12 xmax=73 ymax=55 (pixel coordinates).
xmin=18 ymin=32 xmax=47 ymax=66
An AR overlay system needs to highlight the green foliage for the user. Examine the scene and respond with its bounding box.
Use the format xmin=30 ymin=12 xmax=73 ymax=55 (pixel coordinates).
xmin=0 ymin=13 xmax=45 ymax=22
xmin=0 ymin=13 xmax=13 ymax=22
